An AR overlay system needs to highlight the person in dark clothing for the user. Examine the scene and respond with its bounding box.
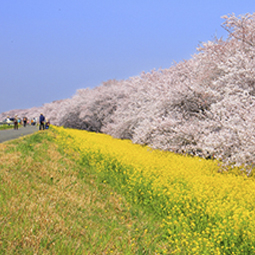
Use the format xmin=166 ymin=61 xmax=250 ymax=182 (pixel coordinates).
xmin=23 ymin=117 xmax=27 ymax=127
xmin=14 ymin=115 xmax=18 ymax=130
xmin=39 ymin=113 xmax=45 ymax=130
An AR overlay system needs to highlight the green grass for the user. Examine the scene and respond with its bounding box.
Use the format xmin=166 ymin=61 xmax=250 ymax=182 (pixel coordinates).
xmin=0 ymin=124 xmax=14 ymax=130
xmin=0 ymin=130 xmax=169 ymax=254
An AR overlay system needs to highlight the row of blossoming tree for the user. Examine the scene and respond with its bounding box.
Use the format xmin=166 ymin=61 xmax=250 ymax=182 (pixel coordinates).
xmin=2 ymin=13 xmax=255 ymax=171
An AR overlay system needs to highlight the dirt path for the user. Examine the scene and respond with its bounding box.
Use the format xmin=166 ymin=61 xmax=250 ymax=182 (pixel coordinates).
xmin=0 ymin=125 xmax=39 ymax=143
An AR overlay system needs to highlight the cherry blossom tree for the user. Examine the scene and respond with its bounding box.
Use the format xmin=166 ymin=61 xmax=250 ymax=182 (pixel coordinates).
xmin=1 ymin=13 xmax=255 ymax=172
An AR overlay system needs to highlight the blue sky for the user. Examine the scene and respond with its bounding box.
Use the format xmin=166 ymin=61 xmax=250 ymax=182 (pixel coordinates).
xmin=1 ymin=0 xmax=255 ymax=113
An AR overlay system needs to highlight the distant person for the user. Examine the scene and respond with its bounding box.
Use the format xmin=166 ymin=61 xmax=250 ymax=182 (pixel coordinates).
xmin=6 ymin=116 xmax=11 ymax=126
xmin=39 ymin=113 xmax=45 ymax=130
xmin=31 ymin=117 xmax=37 ymax=126
xmin=23 ymin=117 xmax=27 ymax=127
xmin=14 ymin=115 xmax=18 ymax=130
xmin=45 ymin=119 xmax=50 ymax=129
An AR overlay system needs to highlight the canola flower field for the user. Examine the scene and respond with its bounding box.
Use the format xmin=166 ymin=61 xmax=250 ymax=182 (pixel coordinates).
xmin=52 ymin=126 xmax=255 ymax=254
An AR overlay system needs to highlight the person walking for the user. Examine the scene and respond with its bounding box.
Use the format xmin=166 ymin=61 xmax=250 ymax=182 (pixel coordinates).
xmin=39 ymin=113 xmax=45 ymax=130
xmin=14 ymin=115 xmax=18 ymax=130
xmin=23 ymin=116 xmax=27 ymax=127
xmin=6 ymin=116 xmax=11 ymax=126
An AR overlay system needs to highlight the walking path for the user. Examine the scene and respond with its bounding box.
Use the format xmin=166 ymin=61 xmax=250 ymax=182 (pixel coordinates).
xmin=0 ymin=125 xmax=39 ymax=143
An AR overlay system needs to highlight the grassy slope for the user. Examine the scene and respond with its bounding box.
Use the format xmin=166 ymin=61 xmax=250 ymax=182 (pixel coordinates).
xmin=0 ymin=130 xmax=169 ymax=255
